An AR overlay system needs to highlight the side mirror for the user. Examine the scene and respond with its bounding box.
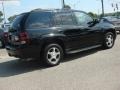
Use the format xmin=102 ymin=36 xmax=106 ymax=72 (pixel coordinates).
xmin=88 ymin=19 xmax=99 ymax=27
xmin=93 ymin=18 xmax=99 ymax=23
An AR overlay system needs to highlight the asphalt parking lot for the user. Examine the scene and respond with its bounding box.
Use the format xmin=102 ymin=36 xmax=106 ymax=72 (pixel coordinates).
xmin=0 ymin=34 xmax=120 ymax=90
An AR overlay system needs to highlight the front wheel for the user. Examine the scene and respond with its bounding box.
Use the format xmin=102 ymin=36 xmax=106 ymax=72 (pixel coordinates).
xmin=42 ymin=44 xmax=64 ymax=66
xmin=103 ymin=32 xmax=115 ymax=49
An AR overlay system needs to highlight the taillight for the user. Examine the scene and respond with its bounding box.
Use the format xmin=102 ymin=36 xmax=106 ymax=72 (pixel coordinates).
xmin=19 ymin=32 xmax=30 ymax=44
xmin=4 ymin=32 xmax=9 ymax=43
xmin=4 ymin=32 xmax=8 ymax=38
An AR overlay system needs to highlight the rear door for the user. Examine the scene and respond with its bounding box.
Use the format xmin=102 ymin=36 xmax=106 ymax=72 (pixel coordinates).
xmin=54 ymin=11 xmax=83 ymax=51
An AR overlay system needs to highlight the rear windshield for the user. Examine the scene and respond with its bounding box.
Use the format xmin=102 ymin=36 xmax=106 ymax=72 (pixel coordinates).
xmin=25 ymin=11 xmax=53 ymax=29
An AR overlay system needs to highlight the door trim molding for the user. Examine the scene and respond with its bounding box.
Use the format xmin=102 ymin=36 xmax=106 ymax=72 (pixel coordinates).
xmin=67 ymin=44 xmax=102 ymax=54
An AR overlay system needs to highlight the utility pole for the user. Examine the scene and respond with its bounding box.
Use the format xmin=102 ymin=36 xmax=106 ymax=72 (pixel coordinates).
xmin=1 ymin=0 xmax=19 ymax=24
xmin=101 ymin=0 xmax=104 ymax=17
xmin=62 ymin=0 xmax=65 ymax=9
xmin=1 ymin=1 xmax=6 ymax=24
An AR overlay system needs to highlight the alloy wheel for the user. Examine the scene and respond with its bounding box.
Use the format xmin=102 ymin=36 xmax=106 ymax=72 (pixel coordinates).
xmin=105 ymin=34 xmax=114 ymax=48
xmin=47 ymin=47 xmax=61 ymax=65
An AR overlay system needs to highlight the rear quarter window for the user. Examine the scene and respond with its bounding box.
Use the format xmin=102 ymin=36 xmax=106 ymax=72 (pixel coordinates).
xmin=0 ymin=29 xmax=3 ymax=37
xmin=25 ymin=11 xmax=53 ymax=29
xmin=0 ymin=29 xmax=3 ymax=34
xmin=11 ymin=14 xmax=25 ymax=29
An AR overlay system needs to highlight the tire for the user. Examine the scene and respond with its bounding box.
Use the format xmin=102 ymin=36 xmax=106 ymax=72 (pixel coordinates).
xmin=42 ymin=44 xmax=64 ymax=66
xmin=0 ymin=39 xmax=4 ymax=48
xmin=103 ymin=32 xmax=115 ymax=49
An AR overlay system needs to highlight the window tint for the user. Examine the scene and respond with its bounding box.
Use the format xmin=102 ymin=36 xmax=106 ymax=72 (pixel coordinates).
xmin=26 ymin=12 xmax=52 ymax=29
xmin=55 ymin=12 xmax=75 ymax=26
xmin=0 ymin=29 xmax=2 ymax=32
xmin=12 ymin=14 xmax=25 ymax=29
xmin=0 ymin=29 xmax=3 ymax=33
xmin=74 ymin=12 xmax=93 ymax=26
xmin=0 ymin=29 xmax=3 ymax=36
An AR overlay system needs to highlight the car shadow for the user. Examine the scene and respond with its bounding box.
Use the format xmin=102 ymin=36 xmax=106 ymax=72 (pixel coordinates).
xmin=0 ymin=47 xmax=101 ymax=77
xmin=0 ymin=59 xmax=47 ymax=77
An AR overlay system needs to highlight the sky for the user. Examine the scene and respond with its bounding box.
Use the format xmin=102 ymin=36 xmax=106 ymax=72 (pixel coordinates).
xmin=0 ymin=0 xmax=120 ymax=21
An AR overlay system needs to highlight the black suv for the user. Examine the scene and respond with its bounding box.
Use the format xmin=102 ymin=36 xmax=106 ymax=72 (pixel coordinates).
xmin=6 ymin=9 xmax=117 ymax=66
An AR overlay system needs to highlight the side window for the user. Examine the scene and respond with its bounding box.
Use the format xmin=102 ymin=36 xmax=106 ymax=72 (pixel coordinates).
xmin=54 ymin=12 xmax=75 ymax=26
xmin=74 ymin=12 xmax=93 ymax=26
xmin=25 ymin=12 xmax=52 ymax=29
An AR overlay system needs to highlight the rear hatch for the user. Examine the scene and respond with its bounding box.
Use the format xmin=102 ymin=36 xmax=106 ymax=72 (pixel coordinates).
xmin=7 ymin=13 xmax=29 ymax=46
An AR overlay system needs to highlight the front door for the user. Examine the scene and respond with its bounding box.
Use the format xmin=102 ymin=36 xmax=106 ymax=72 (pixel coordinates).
xmin=73 ymin=11 xmax=102 ymax=49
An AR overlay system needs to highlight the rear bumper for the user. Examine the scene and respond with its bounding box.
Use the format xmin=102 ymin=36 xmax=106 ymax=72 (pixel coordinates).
xmin=6 ymin=45 xmax=41 ymax=59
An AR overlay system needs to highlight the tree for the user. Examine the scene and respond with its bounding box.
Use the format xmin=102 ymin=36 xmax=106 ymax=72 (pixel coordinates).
xmin=88 ymin=12 xmax=97 ymax=18
xmin=8 ymin=15 xmax=17 ymax=23
xmin=64 ymin=5 xmax=71 ymax=9
xmin=0 ymin=11 xmax=3 ymax=23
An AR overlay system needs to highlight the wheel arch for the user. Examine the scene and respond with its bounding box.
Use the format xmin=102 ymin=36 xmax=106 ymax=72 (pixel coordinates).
xmin=40 ymin=36 xmax=66 ymax=55
xmin=104 ymin=29 xmax=117 ymax=39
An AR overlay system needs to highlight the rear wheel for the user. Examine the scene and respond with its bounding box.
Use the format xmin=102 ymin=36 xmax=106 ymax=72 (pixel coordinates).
xmin=103 ymin=32 xmax=115 ymax=49
xmin=42 ymin=44 xmax=64 ymax=66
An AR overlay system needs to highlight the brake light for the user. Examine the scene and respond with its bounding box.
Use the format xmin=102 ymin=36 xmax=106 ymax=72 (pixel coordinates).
xmin=19 ymin=32 xmax=30 ymax=44
xmin=4 ymin=32 xmax=8 ymax=38
xmin=4 ymin=32 xmax=9 ymax=43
